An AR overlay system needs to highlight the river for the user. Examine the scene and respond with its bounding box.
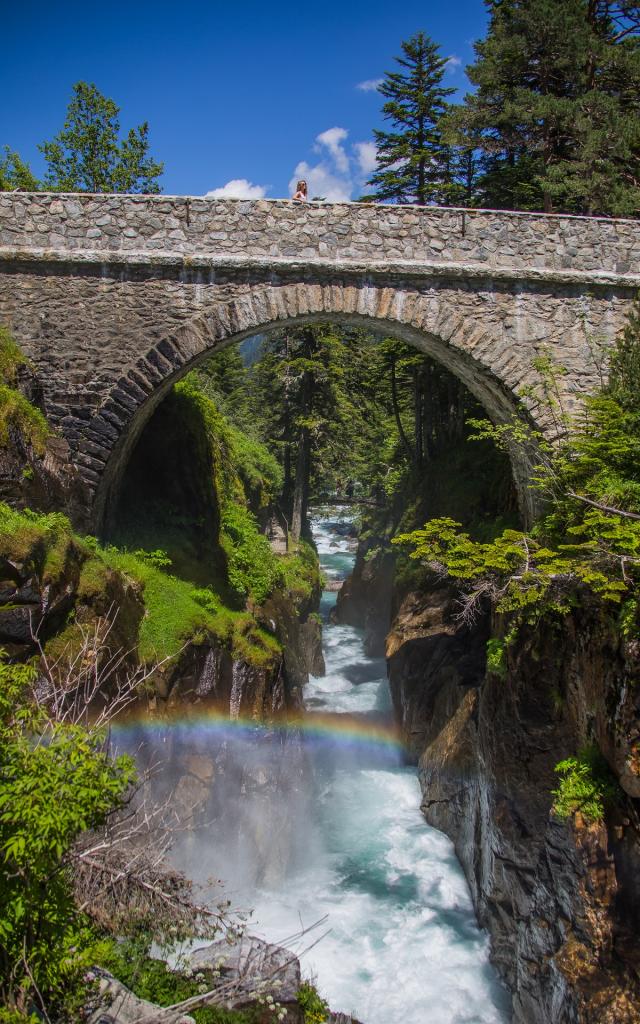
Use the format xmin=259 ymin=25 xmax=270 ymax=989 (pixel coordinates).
xmin=118 ymin=509 xmax=511 ymax=1022
xmin=246 ymin=510 xmax=510 ymax=1023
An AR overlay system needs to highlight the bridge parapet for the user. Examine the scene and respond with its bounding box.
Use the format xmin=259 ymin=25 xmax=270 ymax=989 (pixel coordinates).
xmin=1 ymin=192 xmax=639 ymax=528
xmin=1 ymin=193 xmax=639 ymax=285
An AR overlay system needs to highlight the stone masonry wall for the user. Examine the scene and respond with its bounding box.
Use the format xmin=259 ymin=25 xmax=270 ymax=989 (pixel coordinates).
xmin=0 ymin=194 xmax=639 ymax=527
xmin=1 ymin=194 xmax=640 ymax=283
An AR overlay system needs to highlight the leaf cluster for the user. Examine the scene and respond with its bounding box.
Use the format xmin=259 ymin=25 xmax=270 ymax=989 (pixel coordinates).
xmin=2 ymin=82 xmax=163 ymax=195
xmin=0 ymin=655 xmax=135 ymax=1018
xmin=552 ymin=745 xmax=619 ymax=822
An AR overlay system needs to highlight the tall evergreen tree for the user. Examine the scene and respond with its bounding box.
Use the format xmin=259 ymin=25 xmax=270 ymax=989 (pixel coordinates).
xmin=453 ymin=0 xmax=640 ymax=215
xmin=40 ymin=82 xmax=163 ymax=193
xmin=366 ymin=32 xmax=456 ymax=204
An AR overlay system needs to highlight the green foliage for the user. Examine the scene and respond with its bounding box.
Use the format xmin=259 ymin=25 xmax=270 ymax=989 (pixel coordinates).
xmin=396 ymin=299 xmax=640 ymax=655
xmin=0 ymin=385 xmax=49 ymax=454
xmin=0 ymin=501 xmax=280 ymax=670
xmin=226 ymin=421 xmax=283 ymax=510
xmin=486 ymin=637 xmax=507 ymax=678
xmin=608 ymin=296 xmax=640 ymax=418
xmin=297 ymin=981 xmax=329 ymax=1024
xmin=103 ymin=544 xmax=279 ymax=668
xmin=220 ymin=503 xmax=283 ymax=605
xmin=451 ymin=0 xmax=640 ymax=214
xmin=552 ymin=745 xmax=619 ymax=822
xmin=0 ymin=328 xmax=49 ymax=454
xmin=40 ymin=81 xmax=163 ymax=193
xmin=0 ymin=327 xmax=27 ymax=384
xmin=176 ymin=375 xmax=282 ymax=510
xmin=0 ymin=656 xmax=135 ymax=1017
xmin=365 ymin=31 xmax=457 ymax=205
xmin=279 ymin=540 xmax=324 ymax=601
xmin=0 ymin=149 xmax=39 ymax=193
xmin=92 ymin=937 xmax=258 ymax=1023
xmin=133 ymin=547 xmax=173 ymax=569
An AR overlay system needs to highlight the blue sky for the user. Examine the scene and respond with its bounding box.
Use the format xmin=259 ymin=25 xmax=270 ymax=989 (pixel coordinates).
xmin=2 ymin=0 xmax=488 ymax=199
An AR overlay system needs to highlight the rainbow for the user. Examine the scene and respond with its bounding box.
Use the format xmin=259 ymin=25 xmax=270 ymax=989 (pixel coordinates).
xmin=111 ymin=705 xmax=405 ymax=754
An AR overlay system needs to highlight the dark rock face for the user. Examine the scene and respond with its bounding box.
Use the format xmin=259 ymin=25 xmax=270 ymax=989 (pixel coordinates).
xmin=387 ymin=587 xmax=640 ymax=1024
xmin=260 ymin=587 xmax=325 ymax=693
xmin=333 ymin=541 xmax=395 ymax=656
xmin=385 ymin=584 xmax=489 ymax=761
xmin=0 ymin=542 xmax=143 ymax=661
xmin=0 ymin=426 xmax=87 ymax=523
xmin=160 ymin=642 xmax=290 ymax=721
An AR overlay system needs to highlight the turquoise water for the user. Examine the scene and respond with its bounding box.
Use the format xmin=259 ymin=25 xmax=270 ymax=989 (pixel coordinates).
xmin=120 ymin=510 xmax=511 ymax=1022
xmin=246 ymin=511 xmax=511 ymax=1023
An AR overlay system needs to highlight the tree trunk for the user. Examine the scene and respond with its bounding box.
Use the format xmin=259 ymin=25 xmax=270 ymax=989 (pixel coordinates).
xmin=390 ymin=354 xmax=414 ymax=463
xmin=414 ymin=365 xmax=424 ymax=470
xmin=290 ymin=330 xmax=315 ymax=542
xmin=291 ymin=425 xmax=311 ymax=542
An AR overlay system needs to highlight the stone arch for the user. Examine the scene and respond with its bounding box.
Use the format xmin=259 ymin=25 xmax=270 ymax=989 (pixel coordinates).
xmin=89 ymin=279 xmax=542 ymax=533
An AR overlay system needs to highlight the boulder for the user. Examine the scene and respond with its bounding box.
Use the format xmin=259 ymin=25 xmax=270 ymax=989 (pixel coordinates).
xmin=88 ymin=970 xmax=195 ymax=1024
xmin=189 ymin=935 xmax=303 ymax=1021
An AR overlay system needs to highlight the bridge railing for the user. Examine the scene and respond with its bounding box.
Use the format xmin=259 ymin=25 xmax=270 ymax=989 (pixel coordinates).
xmin=1 ymin=193 xmax=639 ymax=284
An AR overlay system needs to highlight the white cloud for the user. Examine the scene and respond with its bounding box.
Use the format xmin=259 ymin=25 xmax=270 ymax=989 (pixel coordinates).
xmin=353 ymin=141 xmax=378 ymax=177
xmin=446 ymin=54 xmax=462 ymax=72
xmin=289 ymin=161 xmax=353 ymax=203
xmin=290 ymin=127 xmax=380 ymax=202
xmin=205 ymin=178 xmax=268 ymax=199
xmin=315 ymin=127 xmax=349 ymax=174
xmin=356 ymin=78 xmax=383 ymax=92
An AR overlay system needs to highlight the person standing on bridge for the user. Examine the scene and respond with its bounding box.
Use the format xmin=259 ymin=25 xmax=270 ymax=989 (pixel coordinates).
xmin=292 ymin=179 xmax=308 ymax=201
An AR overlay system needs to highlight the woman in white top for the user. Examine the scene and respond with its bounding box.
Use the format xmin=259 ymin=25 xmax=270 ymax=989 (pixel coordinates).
xmin=292 ymin=179 xmax=308 ymax=201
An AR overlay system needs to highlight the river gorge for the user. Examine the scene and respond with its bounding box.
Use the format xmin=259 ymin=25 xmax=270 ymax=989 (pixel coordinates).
xmin=115 ymin=510 xmax=511 ymax=1023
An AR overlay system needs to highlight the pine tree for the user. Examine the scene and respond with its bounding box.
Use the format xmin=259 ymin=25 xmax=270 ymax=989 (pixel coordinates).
xmin=453 ymin=0 xmax=640 ymax=215
xmin=366 ymin=32 xmax=456 ymax=205
xmin=40 ymin=82 xmax=163 ymax=193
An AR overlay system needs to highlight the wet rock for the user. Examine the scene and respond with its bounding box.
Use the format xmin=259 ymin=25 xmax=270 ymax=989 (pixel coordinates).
xmin=387 ymin=584 xmax=640 ymax=1022
xmin=386 ymin=584 xmax=489 ymax=760
xmin=88 ymin=970 xmax=195 ymax=1024
xmin=189 ymin=935 xmax=303 ymax=1022
xmin=260 ymin=587 xmax=325 ymax=689
xmin=334 ymin=540 xmax=395 ymax=656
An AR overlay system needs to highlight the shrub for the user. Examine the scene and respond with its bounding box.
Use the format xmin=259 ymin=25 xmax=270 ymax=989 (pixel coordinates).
xmin=0 ymin=656 xmax=135 ymax=1018
xmin=552 ymin=745 xmax=618 ymax=823
xmin=0 ymin=325 xmax=27 ymax=385
xmin=220 ymin=503 xmax=283 ymax=605
xmin=297 ymin=981 xmax=329 ymax=1024
xmin=486 ymin=637 xmax=507 ymax=678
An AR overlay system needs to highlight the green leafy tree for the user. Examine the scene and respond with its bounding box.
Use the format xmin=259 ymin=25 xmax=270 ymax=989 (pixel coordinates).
xmin=40 ymin=82 xmax=163 ymax=193
xmin=366 ymin=32 xmax=456 ymax=204
xmin=0 ymin=148 xmax=39 ymax=192
xmin=394 ymin=297 xmax=640 ymax=647
xmin=0 ymin=656 xmax=135 ymax=1018
xmin=453 ymin=0 xmax=640 ymax=214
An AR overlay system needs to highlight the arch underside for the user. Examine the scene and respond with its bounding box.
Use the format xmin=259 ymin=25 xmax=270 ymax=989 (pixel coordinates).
xmin=87 ymin=277 xmax=583 ymax=533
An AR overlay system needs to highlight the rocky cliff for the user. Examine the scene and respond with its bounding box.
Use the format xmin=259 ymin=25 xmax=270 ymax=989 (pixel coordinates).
xmin=386 ymin=584 xmax=640 ymax=1023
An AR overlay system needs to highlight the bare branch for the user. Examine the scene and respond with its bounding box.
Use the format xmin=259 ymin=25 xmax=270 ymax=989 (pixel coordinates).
xmin=567 ymin=490 xmax=640 ymax=521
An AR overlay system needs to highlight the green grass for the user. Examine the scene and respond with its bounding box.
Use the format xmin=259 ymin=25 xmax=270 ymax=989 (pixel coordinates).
xmin=0 ymin=503 xmax=281 ymax=671
xmin=0 ymin=328 xmax=49 ymax=453
xmin=0 ymin=325 xmax=27 ymax=384
xmin=279 ymin=540 xmax=323 ymax=601
xmin=99 ymin=547 xmax=281 ymax=668
xmin=92 ymin=938 xmax=260 ymax=1024
xmin=0 ymin=385 xmax=50 ymax=453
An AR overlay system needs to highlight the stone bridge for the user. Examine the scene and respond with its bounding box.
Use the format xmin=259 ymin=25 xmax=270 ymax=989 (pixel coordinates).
xmin=1 ymin=192 xmax=639 ymax=528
